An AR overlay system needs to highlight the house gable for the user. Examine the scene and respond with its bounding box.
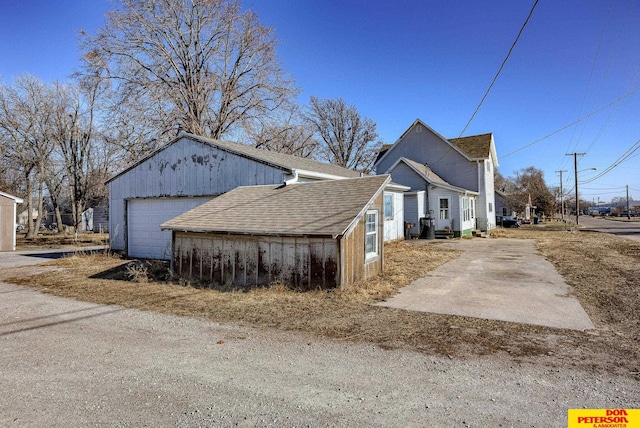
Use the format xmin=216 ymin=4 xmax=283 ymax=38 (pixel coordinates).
xmin=375 ymin=119 xmax=478 ymax=192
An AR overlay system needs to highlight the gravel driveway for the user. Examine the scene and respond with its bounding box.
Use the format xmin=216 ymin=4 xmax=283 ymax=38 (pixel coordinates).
xmin=1 ymin=280 xmax=638 ymax=427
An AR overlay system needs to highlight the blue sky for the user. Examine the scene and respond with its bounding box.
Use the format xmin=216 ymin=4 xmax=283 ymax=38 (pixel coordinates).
xmin=1 ymin=0 xmax=639 ymax=203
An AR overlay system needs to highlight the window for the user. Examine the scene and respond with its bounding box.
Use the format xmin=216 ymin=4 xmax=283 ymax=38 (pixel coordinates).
xmin=439 ymin=198 xmax=449 ymax=220
xmin=463 ymin=198 xmax=470 ymax=222
xmin=486 ymin=161 xmax=491 ymax=172
xmin=502 ymin=207 xmax=507 ymax=216
xmin=365 ymin=210 xmax=378 ymax=259
xmin=489 ymin=202 xmax=493 ymax=213
xmin=384 ymin=194 xmax=394 ymax=219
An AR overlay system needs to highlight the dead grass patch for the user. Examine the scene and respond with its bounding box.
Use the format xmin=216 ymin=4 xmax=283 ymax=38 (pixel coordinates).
xmin=7 ymin=232 xmax=640 ymax=377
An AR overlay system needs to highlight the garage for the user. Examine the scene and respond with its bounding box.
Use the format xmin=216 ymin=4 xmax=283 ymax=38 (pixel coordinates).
xmin=127 ymin=197 xmax=212 ymax=260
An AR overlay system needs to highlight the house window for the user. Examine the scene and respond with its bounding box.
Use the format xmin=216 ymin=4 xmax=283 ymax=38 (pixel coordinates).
xmin=489 ymin=202 xmax=493 ymax=213
xmin=439 ymin=198 xmax=449 ymax=220
xmin=502 ymin=207 xmax=507 ymax=216
xmin=384 ymin=194 xmax=394 ymax=219
xmin=365 ymin=210 xmax=378 ymax=260
xmin=486 ymin=161 xmax=491 ymax=172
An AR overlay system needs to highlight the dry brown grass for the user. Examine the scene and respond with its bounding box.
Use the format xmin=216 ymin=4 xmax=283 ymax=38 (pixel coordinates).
xmin=17 ymin=232 xmax=109 ymax=248
xmin=6 ymin=230 xmax=640 ymax=377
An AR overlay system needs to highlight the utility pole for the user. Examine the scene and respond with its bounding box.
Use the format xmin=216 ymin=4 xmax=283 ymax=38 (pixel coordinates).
xmin=627 ymin=184 xmax=631 ymax=219
xmin=566 ymin=153 xmax=586 ymax=225
xmin=556 ymin=170 xmax=567 ymax=221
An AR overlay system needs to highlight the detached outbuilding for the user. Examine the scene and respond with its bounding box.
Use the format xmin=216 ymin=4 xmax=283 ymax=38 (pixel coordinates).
xmin=161 ymin=175 xmax=390 ymax=290
xmin=0 ymin=191 xmax=23 ymax=252
xmin=107 ymin=133 xmax=361 ymax=260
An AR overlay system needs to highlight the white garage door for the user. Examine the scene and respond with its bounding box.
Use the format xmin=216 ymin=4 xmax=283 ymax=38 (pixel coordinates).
xmin=127 ymin=197 xmax=212 ymax=260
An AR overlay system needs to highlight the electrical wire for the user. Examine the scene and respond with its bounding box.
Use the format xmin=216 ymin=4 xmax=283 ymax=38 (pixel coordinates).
xmin=579 ymin=138 xmax=640 ymax=184
xmin=501 ymin=86 xmax=640 ymax=158
xmin=458 ymin=0 xmax=539 ymax=137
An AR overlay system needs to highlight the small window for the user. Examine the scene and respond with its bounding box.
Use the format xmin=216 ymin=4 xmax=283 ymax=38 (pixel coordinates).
xmin=439 ymin=198 xmax=449 ymax=220
xmin=486 ymin=161 xmax=491 ymax=172
xmin=489 ymin=202 xmax=493 ymax=213
xmin=384 ymin=194 xmax=394 ymax=219
xmin=365 ymin=210 xmax=378 ymax=260
xmin=502 ymin=207 xmax=507 ymax=216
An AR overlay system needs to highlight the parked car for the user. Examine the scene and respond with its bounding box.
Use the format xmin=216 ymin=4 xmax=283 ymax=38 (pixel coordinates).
xmin=15 ymin=223 xmax=25 ymax=231
xmin=496 ymin=215 xmax=521 ymax=228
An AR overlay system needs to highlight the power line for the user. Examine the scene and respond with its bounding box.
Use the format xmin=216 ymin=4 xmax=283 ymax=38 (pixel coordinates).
xmin=458 ymin=0 xmax=539 ymax=137
xmin=580 ymin=138 xmax=640 ymax=184
xmin=501 ymin=86 xmax=640 ymax=158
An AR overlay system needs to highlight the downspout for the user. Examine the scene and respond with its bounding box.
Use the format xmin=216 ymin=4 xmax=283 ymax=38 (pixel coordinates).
xmin=284 ymin=169 xmax=299 ymax=185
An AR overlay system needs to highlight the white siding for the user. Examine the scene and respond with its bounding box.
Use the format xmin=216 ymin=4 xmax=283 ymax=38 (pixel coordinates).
xmin=109 ymin=137 xmax=287 ymax=254
xmin=383 ymin=190 xmax=405 ymax=242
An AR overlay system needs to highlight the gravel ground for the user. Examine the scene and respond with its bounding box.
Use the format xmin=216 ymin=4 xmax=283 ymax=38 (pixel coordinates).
xmin=1 ymin=281 xmax=638 ymax=427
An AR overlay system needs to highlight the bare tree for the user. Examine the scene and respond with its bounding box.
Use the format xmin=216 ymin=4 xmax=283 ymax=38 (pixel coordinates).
xmin=244 ymin=104 xmax=319 ymax=158
xmin=0 ymin=75 xmax=55 ymax=237
xmin=48 ymin=81 xmax=101 ymax=233
xmin=80 ymin=0 xmax=296 ymax=140
xmin=305 ymin=96 xmax=381 ymax=172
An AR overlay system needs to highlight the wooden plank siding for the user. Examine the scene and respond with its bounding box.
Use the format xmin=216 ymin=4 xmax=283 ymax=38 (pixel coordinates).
xmin=340 ymin=192 xmax=384 ymax=288
xmin=173 ymin=232 xmax=339 ymax=289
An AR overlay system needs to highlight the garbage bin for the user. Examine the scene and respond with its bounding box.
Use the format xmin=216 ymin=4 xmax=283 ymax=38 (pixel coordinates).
xmin=533 ymin=217 xmax=539 ymax=225
xmin=419 ymin=217 xmax=436 ymax=240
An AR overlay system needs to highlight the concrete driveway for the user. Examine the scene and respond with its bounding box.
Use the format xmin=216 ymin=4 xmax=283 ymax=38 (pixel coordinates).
xmin=377 ymin=238 xmax=594 ymax=331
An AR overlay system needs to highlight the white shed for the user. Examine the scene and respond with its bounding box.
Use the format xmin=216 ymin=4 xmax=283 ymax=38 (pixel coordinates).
xmin=0 ymin=191 xmax=23 ymax=252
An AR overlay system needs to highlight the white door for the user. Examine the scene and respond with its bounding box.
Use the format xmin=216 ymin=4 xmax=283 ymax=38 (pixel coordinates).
xmin=437 ymin=197 xmax=452 ymax=230
xmin=127 ymin=197 xmax=212 ymax=260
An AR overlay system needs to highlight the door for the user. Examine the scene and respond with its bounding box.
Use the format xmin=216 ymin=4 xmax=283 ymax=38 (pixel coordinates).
xmin=437 ymin=197 xmax=451 ymax=231
xmin=127 ymin=197 xmax=212 ymax=260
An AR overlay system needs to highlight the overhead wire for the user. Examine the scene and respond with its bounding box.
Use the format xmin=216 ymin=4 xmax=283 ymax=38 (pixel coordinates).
xmin=458 ymin=0 xmax=539 ymax=137
xmin=501 ymin=86 xmax=640 ymax=158
xmin=561 ymin=0 xmax=613 ymax=164
xmin=579 ymin=138 xmax=640 ymax=184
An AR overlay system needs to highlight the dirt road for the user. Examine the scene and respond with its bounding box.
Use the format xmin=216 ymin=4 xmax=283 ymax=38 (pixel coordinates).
xmin=1 ymin=280 xmax=638 ymax=427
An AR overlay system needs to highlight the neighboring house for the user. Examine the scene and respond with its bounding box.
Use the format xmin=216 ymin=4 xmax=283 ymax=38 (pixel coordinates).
xmin=375 ymin=119 xmax=498 ymax=235
xmin=385 ymin=158 xmax=479 ymax=237
xmin=107 ymin=132 xmax=363 ymax=260
xmin=81 ymin=199 xmax=109 ymax=233
xmin=161 ymin=175 xmax=390 ymax=289
xmin=18 ymin=208 xmax=39 ymax=227
xmin=0 ymin=191 xmax=23 ymax=252
xmin=495 ymin=189 xmax=518 ymax=219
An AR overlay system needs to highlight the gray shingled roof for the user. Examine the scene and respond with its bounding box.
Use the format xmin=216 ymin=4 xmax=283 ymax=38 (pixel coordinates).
xmin=448 ymin=133 xmax=493 ymax=159
xmin=161 ymin=175 xmax=390 ymax=238
xmin=401 ymin=158 xmax=451 ymax=186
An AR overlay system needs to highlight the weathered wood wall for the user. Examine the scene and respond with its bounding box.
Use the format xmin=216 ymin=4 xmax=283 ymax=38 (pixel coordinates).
xmin=341 ymin=193 xmax=384 ymax=287
xmin=173 ymin=232 xmax=338 ymax=289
